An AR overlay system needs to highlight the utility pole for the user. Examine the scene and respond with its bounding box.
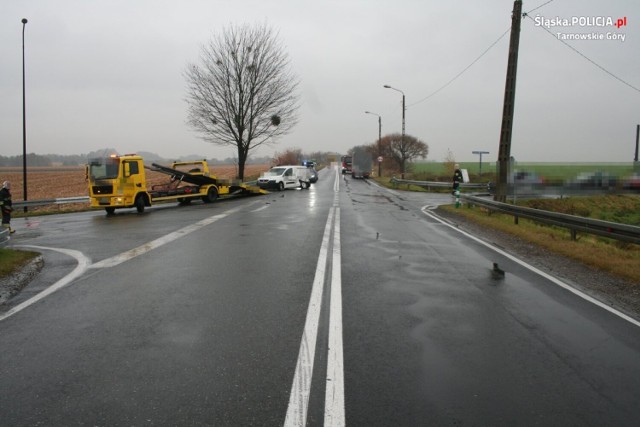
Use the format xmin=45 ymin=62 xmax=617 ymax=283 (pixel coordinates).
xmin=22 ymin=18 xmax=28 ymax=212
xmin=634 ymin=124 xmax=639 ymax=172
xmin=496 ymin=0 xmax=522 ymax=202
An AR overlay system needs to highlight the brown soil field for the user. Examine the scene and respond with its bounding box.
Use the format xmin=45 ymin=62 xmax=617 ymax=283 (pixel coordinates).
xmin=0 ymin=164 xmax=270 ymax=206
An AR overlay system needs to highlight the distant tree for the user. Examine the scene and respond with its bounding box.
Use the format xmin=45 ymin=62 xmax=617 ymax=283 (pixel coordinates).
xmin=184 ymin=23 xmax=300 ymax=180
xmin=380 ymin=133 xmax=428 ymax=178
xmin=86 ymin=148 xmax=119 ymax=159
xmin=273 ymin=148 xmax=303 ymax=166
xmin=443 ymin=148 xmax=457 ymax=177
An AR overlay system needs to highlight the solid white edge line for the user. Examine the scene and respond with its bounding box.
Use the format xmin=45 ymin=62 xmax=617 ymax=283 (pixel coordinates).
xmin=0 ymin=246 xmax=91 ymax=322
xmin=89 ymin=207 xmax=241 ymax=269
xmin=422 ymin=206 xmax=640 ymax=329
xmin=284 ymin=207 xmax=335 ymax=426
xmin=324 ymin=207 xmax=345 ymax=426
xmin=2 ymin=204 xmax=251 ymax=320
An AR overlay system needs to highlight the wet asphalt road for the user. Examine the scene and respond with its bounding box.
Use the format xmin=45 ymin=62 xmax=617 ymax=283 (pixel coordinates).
xmin=1 ymin=166 xmax=640 ymax=426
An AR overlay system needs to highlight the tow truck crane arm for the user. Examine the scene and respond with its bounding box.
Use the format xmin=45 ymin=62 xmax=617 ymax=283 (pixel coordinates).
xmin=147 ymin=163 xmax=219 ymax=186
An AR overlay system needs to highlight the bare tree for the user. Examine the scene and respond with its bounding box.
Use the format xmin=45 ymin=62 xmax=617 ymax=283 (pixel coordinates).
xmin=184 ymin=23 xmax=300 ymax=180
xmin=443 ymin=148 xmax=457 ymax=177
xmin=381 ymin=133 xmax=428 ymax=178
xmin=272 ymin=147 xmax=303 ymax=166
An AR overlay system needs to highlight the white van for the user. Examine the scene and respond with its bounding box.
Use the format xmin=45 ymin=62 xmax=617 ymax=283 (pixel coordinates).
xmin=257 ymin=165 xmax=311 ymax=191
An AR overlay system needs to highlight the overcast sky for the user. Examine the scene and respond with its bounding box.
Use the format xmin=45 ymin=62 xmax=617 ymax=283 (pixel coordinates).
xmin=1 ymin=0 xmax=638 ymax=163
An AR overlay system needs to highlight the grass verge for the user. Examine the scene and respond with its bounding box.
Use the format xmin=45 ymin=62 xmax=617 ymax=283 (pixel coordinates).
xmin=440 ymin=203 xmax=640 ymax=284
xmin=0 ymin=248 xmax=41 ymax=280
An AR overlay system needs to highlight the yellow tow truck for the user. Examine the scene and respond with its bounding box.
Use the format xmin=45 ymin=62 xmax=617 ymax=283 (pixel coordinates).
xmin=87 ymin=154 xmax=265 ymax=214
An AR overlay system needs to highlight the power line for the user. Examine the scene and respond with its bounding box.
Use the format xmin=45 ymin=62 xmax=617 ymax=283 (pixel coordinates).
xmin=406 ymin=1 xmax=558 ymax=109
xmin=523 ymin=13 xmax=640 ymax=94
xmin=526 ymin=0 xmax=555 ymax=14
xmin=408 ymin=27 xmax=511 ymax=107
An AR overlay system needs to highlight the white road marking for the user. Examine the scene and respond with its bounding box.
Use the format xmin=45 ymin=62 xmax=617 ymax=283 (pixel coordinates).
xmin=324 ymin=207 xmax=345 ymax=426
xmin=251 ymin=205 xmax=270 ymax=213
xmin=422 ymin=206 xmax=640 ymax=329
xmin=285 ymin=207 xmax=335 ymax=426
xmin=1 ymin=204 xmax=250 ymax=321
xmin=89 ymin=206 xmax=241 ymax=269
xmin=0 ymin=246 xmax=91 ymax=322
xmin=285 ymin=166 xmax=345 ymax=426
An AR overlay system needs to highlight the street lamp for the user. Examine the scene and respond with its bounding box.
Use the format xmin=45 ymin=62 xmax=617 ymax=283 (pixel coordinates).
xmin=365 ymin=111 xmax=382 ymax=177
xmin=383 ymin=85 xmax=405 ymax=138
xmin=384 ymin=84 xmax=406 ymax=177
xmin=21 ymin=18 xmax=28 ymax=213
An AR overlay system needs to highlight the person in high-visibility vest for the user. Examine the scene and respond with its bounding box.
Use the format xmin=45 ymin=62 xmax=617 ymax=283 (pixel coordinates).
xmin=0 ymin=181 xmax=15 ymax=234
xmin=452 ymin=164 xmax=463 ymax=195
xmin=452 ymin=164 xmax=463 ymax=208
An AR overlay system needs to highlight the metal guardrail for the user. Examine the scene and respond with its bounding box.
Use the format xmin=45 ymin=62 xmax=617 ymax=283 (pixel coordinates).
xmin=13 ymin=196 xmax=89 ymax=209
xmin=0 ymin=227 xmax=9 ymax=247
xmin=461 ymin=194 xmax=640 ymax=245
xmin=389 ymin=177 xmax=640 ymax=244
xmin=390 ymin=177 xmax=489 ymax=191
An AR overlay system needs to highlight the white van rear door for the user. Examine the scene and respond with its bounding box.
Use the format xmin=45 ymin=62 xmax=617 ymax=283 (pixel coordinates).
xmin=284 ymin=168 xmax=296 ymax=187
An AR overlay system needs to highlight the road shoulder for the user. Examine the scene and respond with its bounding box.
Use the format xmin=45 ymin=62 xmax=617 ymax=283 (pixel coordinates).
xmin=0 ymin=255 xmax=44 ymax=306
xmin=434 ymin=206 xmax=640 ymax=322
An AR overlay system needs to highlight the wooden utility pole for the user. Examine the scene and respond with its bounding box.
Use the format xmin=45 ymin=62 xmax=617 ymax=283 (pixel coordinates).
xmin=635 ymin=124 xmax=639 ymax=172
xmin=496 ymin=0 xmax=523 ymax=202
xmin=635 ymin=124 xmax=639 ymax=162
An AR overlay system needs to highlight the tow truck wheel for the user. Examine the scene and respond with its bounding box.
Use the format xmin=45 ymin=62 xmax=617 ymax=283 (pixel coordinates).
xmin=278 ymin=182 xmax=285 ymax=191
xmin=203 ymin=187 xmax=218 ymax=203
xmin=135 ymin=195 xmax=145 ymax=213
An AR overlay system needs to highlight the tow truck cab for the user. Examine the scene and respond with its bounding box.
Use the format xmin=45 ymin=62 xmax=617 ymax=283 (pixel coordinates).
xmin=88 ymin=155 xmax=148 ymax=213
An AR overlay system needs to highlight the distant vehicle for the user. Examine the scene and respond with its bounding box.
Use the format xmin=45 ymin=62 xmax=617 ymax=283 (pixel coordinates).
xmin=302 ymin=160 xmax=318 ymax=183
xmin=340 ymin=155 xmax=352 ymax=174
xmin=513 ymin=171 xmax=543 ymax=185
xmin=622 ymin=173 xmax=640 ymax=191
xmin=308 ymin=167 xmax=318 ymax=183
xmin=351 ymin=148 xmax=372 ymax=179
xmin=302 ymin=160 xmax=316 ymax=168
xmin=568 ymin=171 xmax=617 ymax=189
xmin=257 ymin=165 xmax=311 ymax=191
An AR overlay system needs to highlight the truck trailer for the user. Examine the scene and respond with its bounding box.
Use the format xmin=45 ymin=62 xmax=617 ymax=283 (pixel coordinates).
xmin=87 ymin=154 xmax=265 ymax=214
xmin=351 ymin=147 xmax=372 ymax=179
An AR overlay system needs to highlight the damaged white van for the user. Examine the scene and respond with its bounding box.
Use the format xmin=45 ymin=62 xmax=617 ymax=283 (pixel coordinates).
xmin=257 ymin=165 xmax=311 ymax=191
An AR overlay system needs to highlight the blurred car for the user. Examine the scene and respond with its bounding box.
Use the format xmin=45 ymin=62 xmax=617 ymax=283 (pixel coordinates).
xmin=302 ymin=160 xmax=318 ymax=183
xmin=622 ymin=173 xmax=640 ymax=191
xmin=512 ymin=171 xmax=544 ymax=185
xmin=568 ymin=171 xmax=617 ymax=189
xmin=308 ymin=167 xmax=318 ymax=183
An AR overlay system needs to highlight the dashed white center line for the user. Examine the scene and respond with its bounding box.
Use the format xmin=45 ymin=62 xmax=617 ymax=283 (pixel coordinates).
xmin=285 ymin=166 xmax=345 ymax=426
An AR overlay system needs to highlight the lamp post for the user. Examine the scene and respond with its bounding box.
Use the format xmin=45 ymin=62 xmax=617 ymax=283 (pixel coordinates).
xmin=365 ymin=111 xmax=382 ymax=177
xmin=472 ymin=150 xmax=490 ymax=177
xmin=21 ymin=18 xmax=28 ymax=213
xmin=384 ymin=85 xmax=406 ymax=177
